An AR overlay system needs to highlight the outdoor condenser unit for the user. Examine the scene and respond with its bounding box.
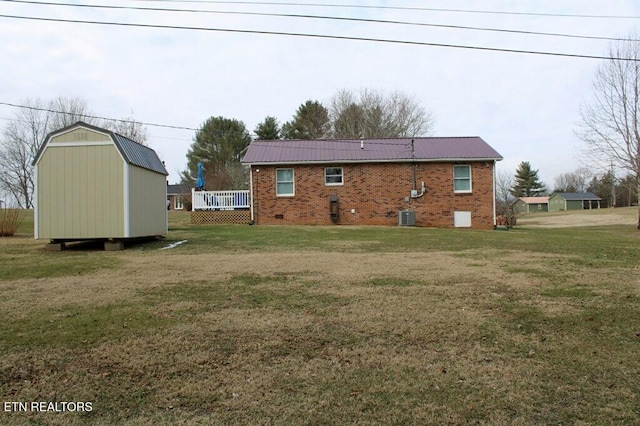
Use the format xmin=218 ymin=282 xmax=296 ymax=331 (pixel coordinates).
xmin=398 ymin=211 xmax=416 ymax=226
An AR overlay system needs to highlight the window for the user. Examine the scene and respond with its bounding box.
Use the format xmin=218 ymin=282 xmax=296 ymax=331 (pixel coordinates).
xmin=276 ymin=168 xmax=295 ymax=196
xmin=173 ymin=196 xmax=184 ymax=210
xmin=453 ymin=165 xmax=472 ymax=193
xmin=325 ymin=167 xmax=343 ymax=186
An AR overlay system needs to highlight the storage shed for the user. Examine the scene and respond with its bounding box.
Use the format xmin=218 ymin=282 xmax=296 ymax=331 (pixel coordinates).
xmin=548 ymin=192 xmax=601 ymax=212
xmin=512 ymin=196 xmax=549 ymax=214
xmin=33 ymin=122 xmax=169 ymax=249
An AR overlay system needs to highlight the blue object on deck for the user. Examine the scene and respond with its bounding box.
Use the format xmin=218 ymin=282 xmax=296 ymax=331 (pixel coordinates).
xmin=195 ymin=162 xmax=205 ymax=190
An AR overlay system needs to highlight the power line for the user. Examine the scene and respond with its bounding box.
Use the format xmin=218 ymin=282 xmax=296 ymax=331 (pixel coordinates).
xmin=132 ymin=0 xmax=640 ymax=20
xmin=3 ymin=0 xmax=636 ymax=42
xmin=0 ymin=101 xmax=198 ymax=131
xmin=0 ymin=13 xmax=636 ymax=61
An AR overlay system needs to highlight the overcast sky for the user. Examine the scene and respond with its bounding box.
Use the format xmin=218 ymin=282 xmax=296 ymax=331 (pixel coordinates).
xmin=1 ymin=0 xmax=639 ymax=186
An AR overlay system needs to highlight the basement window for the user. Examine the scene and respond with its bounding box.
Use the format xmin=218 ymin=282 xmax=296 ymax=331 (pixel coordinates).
xmin=453 ymin=165 xmax=472 ymax=193
xmin=325 ymin=167 xmax=343 ymax=186
xmin=276 ymin=168 xmax=295 ymax=196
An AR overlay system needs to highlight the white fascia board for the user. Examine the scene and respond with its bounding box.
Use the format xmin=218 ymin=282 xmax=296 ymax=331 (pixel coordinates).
xmin=33 ymin=165 xmax=39 ymax=239
xmin=123 ymin=164 xmax=130 ymax=238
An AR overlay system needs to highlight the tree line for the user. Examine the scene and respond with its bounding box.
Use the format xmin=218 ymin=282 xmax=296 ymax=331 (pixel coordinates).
xmin=0 ymin=97 xmax=147 ymax=209
xmin=496 ymin=161 xmax=638 ymax=218
xmin=181 ymin=88 xmax=433 ymax=190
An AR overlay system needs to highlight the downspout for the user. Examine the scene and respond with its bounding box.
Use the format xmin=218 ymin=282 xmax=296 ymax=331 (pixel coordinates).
xmin=249 ymin=165 xmax=255 ymax=223
xmin=492 ymin=160 xmax=497 ymax=227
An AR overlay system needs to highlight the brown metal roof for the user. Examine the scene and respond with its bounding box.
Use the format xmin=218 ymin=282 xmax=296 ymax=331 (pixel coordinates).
xmin=241 ymin=137 xmax=502 ymax=165
xmin=519 ymin=197 xmax=550 ymax=204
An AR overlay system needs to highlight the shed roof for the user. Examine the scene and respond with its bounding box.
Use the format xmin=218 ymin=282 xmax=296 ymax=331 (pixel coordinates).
xmin=242 ymin=137 xmax=503 ymax=165
xmin=34 ymin=121 xmax=168 ymax=175
xmin=518 ymin=197 xmax=550 ymax=204
xmin=553 ymin=192 xmax=601 ymax=201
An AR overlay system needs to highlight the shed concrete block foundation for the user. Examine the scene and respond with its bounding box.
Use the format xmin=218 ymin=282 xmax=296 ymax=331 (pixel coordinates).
xmin=104 ymin=241 xmax=124 ymax=251
xmin=46 ymin=242 xmax=65 ymax=251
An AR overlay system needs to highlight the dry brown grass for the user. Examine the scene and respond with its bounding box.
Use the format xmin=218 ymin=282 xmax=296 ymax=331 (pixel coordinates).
xmin=0 ymin=208 xmax=23 ymax=236
xmin=2 ymin=239 xmax=639 ymax=424
xmin=516 ymin=206 xmax=637 ymax=228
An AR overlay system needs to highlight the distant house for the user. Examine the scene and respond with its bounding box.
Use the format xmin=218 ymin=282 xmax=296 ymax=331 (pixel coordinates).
xmin=33 ymin=121 xmax=168 ymax=250
xmin=241 ymin=137 xmax=503 ymax=229
xmin=512 ymin=196 xmax=549 ymax=214
xmin=549 ymin=192 xmax=601 ymax=212
xmin=167 ymin=184 xmax=190 ymax=211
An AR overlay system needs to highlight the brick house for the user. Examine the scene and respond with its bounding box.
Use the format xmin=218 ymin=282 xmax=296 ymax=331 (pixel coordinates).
xmin=241 ymin=137 xmax=503 ymax=229
xmin=167 ymin=184 xmax=190 ymax=211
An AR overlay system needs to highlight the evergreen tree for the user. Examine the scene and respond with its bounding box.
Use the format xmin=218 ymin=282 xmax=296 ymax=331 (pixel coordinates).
xmin=510 ymin=161 xmax=546 ymax=197
xmin=254 ymin=116 xmax=281 ymax=140
xmin=282 ymin=100 xmax=329 ymax=139
xmin=181 ymin=116 xmax=251 ymax=190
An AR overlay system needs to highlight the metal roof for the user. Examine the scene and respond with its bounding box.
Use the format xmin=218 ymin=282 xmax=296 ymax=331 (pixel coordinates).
xmin=34 ymin=121 xmax=168 ymax=175
xmin=242 ymin=137 xmax=503 ymax=165
xmin=553 ymin=192 xmax=601 ymax=201
xmin=167 ymin=184 xmax=190 ymax=195
xmin=518 ymin=197 xmax=550 ymax=204
xmin=112 ymin=133 xmax=167 ymax=175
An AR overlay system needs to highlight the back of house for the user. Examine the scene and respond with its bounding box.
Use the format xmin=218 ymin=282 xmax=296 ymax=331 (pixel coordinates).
xmin=242 ymin=137 xmax=503 ymax=229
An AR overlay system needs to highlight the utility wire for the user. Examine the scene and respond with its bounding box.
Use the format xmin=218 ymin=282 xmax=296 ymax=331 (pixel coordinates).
xmin=132 ymin=0 xmax=640 ymax=20
xmin=0 ymin=13 xmax=637 ymax=61
xmin=0 ymin=101 xmax=198 ymax=131
xmin=2 ymin=0 xmax=636 ymax=42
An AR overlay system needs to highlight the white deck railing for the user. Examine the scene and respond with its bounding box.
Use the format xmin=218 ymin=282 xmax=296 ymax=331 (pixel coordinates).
xmin=192 ymin=189 xmax=251 ymax=211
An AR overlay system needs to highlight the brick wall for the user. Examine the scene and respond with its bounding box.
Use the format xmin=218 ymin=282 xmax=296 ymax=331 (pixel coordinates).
xmin=251 ymin=161 xmax=496 ymax=229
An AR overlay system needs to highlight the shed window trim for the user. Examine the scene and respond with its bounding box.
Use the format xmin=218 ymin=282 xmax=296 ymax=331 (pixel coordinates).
xmin=453 ymin=165 xmax=472 ymax=193
xmin=324 ymin=167 xmax=344 ymax=186
xmin=276 ymin=168 xmax=295 ymax=197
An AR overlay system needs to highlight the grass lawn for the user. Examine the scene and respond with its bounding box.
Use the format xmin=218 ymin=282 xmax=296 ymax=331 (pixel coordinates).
xmin=1 ymin=210 xmax=639 ymax=424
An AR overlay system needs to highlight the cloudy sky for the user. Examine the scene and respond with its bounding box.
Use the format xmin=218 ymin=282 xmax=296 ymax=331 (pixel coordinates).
xmin=1 ymin=0 xmax=639 ymax=186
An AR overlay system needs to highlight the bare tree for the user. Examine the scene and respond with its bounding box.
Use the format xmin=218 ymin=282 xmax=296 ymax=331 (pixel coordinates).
xmin=577 ymin=34 xmax=640 ymax=228
xmin=329 ymin=88 xmax=434 ymax=138
xmin=495 ymin=169 xmax=515 ymax=216
xmin=553 ymin=167 xmax=592 ymax=192
xmin=0 ymin=97 xmax=97 ymax=208
xmin=48 ymin=96 xmax=97 ymax=129
xmin=102 ymin=116 xmax=149 ymax=145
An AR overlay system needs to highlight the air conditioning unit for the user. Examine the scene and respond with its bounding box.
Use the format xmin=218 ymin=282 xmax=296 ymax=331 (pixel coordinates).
xmin=398 ymin=210 xmax=416 ymax=226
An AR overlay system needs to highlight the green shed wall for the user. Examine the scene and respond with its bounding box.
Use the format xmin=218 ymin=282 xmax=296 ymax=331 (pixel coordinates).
xmin=548 ymin=194 xmax=565 ymax=212
xmin=565 ymin=200 xmax=583 ymax=210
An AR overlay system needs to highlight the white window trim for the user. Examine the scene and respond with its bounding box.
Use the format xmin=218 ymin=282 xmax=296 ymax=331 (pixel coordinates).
xmin=324 ymin=167 xmax=344 ymax=186
xmin=174 ymin=196 xmax=184 ymax=210
xmin=276 ymin=168 xmax=295 ymax=197
xmin=453 ymin=165 xmax=472 ymax=194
